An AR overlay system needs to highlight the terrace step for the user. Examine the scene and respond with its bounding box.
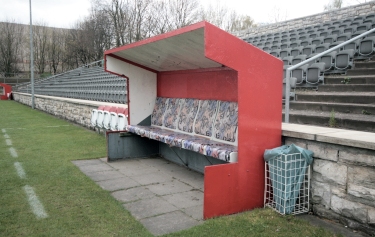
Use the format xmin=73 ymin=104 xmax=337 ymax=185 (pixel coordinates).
xmin=353 ymin=61 xmax=375 ymax=69
xmin=324 ymin=75 xmax=375 ymax=84
xmin=282 ymin=110 xmax=375 ymax=132
xmin=289 ymin=101 xmax=375 ymax=115
xmin=318 ymin=84 xmax=375 ymax=92
xmin=296 ymin=91 xmax=375 ymax=104
xmin=346 ymin=68 xmax=375 ymax=76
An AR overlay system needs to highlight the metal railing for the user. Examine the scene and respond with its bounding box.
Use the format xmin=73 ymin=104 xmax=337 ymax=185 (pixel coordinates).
xmin=284 ymin=27 xmax=375 ymax=123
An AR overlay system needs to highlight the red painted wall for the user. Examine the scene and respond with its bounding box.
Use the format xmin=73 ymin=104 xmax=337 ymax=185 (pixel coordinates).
xmin=157 ymin=68 xmax=237 ymax=102
xmin=0 ymin=83 xmax=12 ymax=100
xmin=203 ymin=23 xmax=282 ymax=219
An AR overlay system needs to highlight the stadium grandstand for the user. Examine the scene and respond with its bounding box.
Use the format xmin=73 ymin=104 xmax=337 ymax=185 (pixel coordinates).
xmin=243 ymin=13 xmax=375 ymax=132
xmin=14 ymin=60 xmax=127 ymax=104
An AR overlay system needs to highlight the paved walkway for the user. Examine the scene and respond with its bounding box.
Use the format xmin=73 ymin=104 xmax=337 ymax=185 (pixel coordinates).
xmin=73 ymin=157 xmax=367 ymax=237
xmin=72 ymin=157 xmax=204 ymax=236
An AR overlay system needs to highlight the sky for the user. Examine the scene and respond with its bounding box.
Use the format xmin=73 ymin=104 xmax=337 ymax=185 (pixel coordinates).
xmin=0 ymin=0 xmax=366 ymax=28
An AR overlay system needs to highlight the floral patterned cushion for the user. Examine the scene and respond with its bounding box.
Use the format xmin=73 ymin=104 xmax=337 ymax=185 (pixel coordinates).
xmin=194 ymin=100 xmax=218 ymax=137
xmin=213 ymin=101 xmax=238 ymax=142
xmin=177 ymin=99 xmax=199 ymax=133
xmin=151 ymin=97 xmax=169 ymax=126
xmin=202 ymin=143 xmax=238 ymax=162
xmin=163 ymin=98 xmax=181 ymax=129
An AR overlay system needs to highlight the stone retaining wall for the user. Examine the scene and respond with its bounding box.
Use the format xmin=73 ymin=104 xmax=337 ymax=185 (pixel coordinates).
xmin=284 ymin=137 xmax=375 ymax=235
xmin=238 ymin=1 xmax=375 ymax=38
xmin=13 ymin=92 xmax=98 ymax=129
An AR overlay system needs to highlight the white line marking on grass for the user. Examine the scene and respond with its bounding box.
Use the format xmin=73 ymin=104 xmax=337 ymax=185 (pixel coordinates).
xmin=9 ymin=147 xmax=18 ymax=158
xmin=23 ymin=185 xmax=48 ymax=219
xmin=14 ymin=162 xmax=26 ymax=179
xmin=6 ymin=139 xmax=12 ymax=146
xmin=4 ymin=134 xmax=10 ymax=139
xmin=1 ymin=129 xmax=6 ymax=133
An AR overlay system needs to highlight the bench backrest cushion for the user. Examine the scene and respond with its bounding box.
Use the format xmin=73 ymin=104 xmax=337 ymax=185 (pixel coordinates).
xmin=214 ymin=101 xmax=238 ymax=142
xmin=151 ymin=97 xmax=169 ymax=126
xmin=194 ymin=100 xmax=218 ymax=137
xmin=177 ymin=99 xmax=200 ymax=133
xmin=164 ymin=98 xmax=181 ymax=129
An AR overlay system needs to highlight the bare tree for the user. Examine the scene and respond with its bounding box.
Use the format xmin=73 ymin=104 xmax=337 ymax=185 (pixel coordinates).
xmin=324 ymin=0 xmax=343 ymax=11
xmin=33 ymin=22 xmax=50 ymax=75
xmin=168 ymin=0 xmax=199 ymax=29
xmin=48 ymin=28 xmax=65 ymax=74
xmin=268 ymin=6 xmax=288 ymax=23
xmin=0 ymin=21 xmax=24 ymax=77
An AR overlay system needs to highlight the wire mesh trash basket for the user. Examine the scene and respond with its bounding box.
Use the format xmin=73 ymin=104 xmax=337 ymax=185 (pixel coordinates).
xmin=263 ymin=144 xmax=313 ymax=215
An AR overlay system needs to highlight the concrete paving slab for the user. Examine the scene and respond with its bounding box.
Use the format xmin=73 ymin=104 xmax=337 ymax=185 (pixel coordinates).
xmin=147 ymin=179 xmax=193 ymax=196
xmin=107 ymin=158 xmax=149 ymax=169
xmin=131 ymin=171 xmax=174 ymax=185
xmin=72 ymin=159 xmax=103 ymax=167
xmin=124 ymin=196 xmax=178 ymax=219
xmin=162 ymin=190 xmax=203 ymax=209
xmin=139 ymin=157 xmax=170 ymax=167
xmin=182 ymin=205 xmax=203 ymax=221
xmin=99 ymin=157 xmax=107 ymax=162
xmin=96 ymin=177 xmax=139 ymax=192
xmin=77 ymin=163 xmax=114 ymax=174
xmin=118 ymin=166 xmax=161 ymax=177
xmin=111 ymin=186 xmax=155 ymax=203
xmin=85 ymin=170 xmax=125 ymax=182
xmin=140 ymin=211 xmax=200 ymax=236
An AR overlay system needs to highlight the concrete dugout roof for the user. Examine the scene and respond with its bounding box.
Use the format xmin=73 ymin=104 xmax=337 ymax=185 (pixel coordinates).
xmin=104 ymin=22 xmax=223 ymax=72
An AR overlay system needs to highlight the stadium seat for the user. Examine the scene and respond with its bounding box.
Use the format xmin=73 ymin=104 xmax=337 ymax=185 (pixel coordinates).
xmin=292 ymin=64 xmax=309 ymax=84
xmin=306 ymin=63 xmax=325 ymax=84
xmin=320 ymin=51 xmax=337 ymax=71
xmin=282 ymin=56 xmax=294 ymax=65
xmin=280 ymin=42 xmax=290 ymax=49
xmin=331 ymin=28 xmax=343 ymax=35
xmin=280 ymin=48 xmax=292 ymax=58
xmin=358 ymin=36 xmax=375 ymax=57
xmin=291 ymin=46 xmax=303 ymax=56
xmin=301 ymin=39 xmax=312 ymax=47
xmin=309 ymin=32 xmax=319 ymax=39
xmin=312 ymin=37 xmax=324 ymax=46
xmin=292 ymin=55 xmax=307 ymax=65
xmin=324 ymin=34 xmax=337 ymax=44
xmin=329 ymin=41 xmax=345 ymax=52
xmin=319 ymin=30 xmax=331 ymax=37
xmin=270 ymin=49 xmax=281 ymax=57
xmin=357 ymin=23 xmax=372 ymax=31
xmin=315 ymin=43 xmax=330 ymax=53
xmin=302 ymin=45 xmax=316 ymax=56
xmin=271 ymin=43 xmax=281 ymax=50
xmin=337 ymin=32 xmax=352 ymax=42
xmin=289 ymin=40 xmax=302 ymax=48
xmin=335 ymin=49 xmax=355 ymax=70
xmin=343 ymin=26 xmax=356 ymax=34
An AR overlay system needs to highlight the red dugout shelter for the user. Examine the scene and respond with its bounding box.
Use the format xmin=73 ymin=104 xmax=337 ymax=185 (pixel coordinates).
xmin=104 ymin=21 xmax=282 ymax=219
xmin=0 ymin=83 xmax=12 ymax=100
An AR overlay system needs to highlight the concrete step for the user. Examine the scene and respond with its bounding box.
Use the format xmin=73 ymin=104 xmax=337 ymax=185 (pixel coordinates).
xmin=289 ymin=101 xmax=375 ymax=115
xmin=354 ymin=61 xmax=375 ymax=69
xmin=324 ymin=75 xmax=375 ymax=84
xmin=296 ymin=91 xmax=375 ymax=104
xmin=346 ymin=68 xmax=375 ymax=76
xmin=282 ymin=110 xmax=375 ymax=132
xmin=318 ymin=84 xmax=375 ymax=92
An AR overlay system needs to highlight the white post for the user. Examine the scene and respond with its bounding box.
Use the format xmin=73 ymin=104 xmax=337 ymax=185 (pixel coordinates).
xmin=29 ymin=0 xmax=35 ymax=109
